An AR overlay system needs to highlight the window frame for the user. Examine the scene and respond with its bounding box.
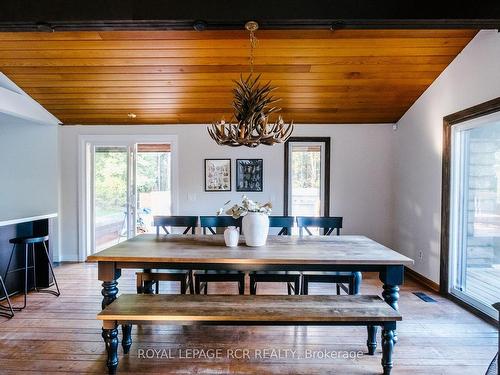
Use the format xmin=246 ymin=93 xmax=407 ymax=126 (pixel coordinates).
xmin=283 ymin=137 xmax=330 ymax=217
xmin=441 ymin=97 xmax=500 ymax=323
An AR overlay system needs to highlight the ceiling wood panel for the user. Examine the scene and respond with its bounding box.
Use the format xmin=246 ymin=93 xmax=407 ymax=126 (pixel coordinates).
xmin=0 ymin=29 xmax=476 ymax=125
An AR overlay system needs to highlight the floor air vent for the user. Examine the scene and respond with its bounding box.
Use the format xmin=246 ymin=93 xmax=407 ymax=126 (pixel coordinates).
xmin=413 ymin=292 xmax=437 ymax=302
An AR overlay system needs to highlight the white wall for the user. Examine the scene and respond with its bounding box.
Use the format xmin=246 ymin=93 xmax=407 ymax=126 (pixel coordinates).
xmin=392 ymin=30 xmax=500 ymax=283
xmin=0 ymin=72 xmax=60 ymax=223
xmin=59 ymin=124 xmax=394 ymax=261
xmin=0 ymin=113 xmax=59 ymax=223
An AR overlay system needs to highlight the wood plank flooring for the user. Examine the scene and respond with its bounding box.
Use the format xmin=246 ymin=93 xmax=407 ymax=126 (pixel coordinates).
xmin=0 ymin=262 xmax=497 ymax=374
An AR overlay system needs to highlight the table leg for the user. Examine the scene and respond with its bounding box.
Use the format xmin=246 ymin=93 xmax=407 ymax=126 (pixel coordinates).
xmin=379 ymin=266 xmax=403 ymax=346
xmin=98 ymin=262 xmax=121 ymax=373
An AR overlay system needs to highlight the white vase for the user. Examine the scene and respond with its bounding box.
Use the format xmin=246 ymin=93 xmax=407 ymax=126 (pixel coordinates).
xmin=242 ymin=212 xmax=269 ymax=247
xmin=224 ymin=226 xmax=239 ymax=247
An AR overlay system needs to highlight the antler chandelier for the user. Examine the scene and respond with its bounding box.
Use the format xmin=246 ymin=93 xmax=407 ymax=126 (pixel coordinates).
xmin=207 ymin=21 xmax=294 ymax=147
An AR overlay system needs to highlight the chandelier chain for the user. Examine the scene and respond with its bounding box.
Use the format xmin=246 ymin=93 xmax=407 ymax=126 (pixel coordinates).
xmin=249 ymin=27 xmax=257 ymax=74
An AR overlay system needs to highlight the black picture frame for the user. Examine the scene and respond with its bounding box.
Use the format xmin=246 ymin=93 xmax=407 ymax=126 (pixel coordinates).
xmin=204 ymin=159 xmax=231 ymax=192
xmin=236 ymin=159 xmax=263 ymax=192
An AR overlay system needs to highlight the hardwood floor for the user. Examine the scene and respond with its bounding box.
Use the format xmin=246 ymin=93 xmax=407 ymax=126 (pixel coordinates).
xmin=0 ymin=262 xmax=497 ymax=374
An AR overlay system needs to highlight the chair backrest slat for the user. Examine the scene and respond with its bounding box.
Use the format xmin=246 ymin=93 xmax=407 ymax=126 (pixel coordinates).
xmin=200 ymin=216 xmax=242 ymax=235
xmin=153 ymin=216 xmax=198 ymax=235
xmin=296 ymin=216 xmax=343 ymax=236
xmin=268 ymin=216 xmax=294 ymax=236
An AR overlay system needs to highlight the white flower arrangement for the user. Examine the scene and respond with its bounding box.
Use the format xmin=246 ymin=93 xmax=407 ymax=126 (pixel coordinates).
xmin=217 ymin=195 xmax=272 ymax=219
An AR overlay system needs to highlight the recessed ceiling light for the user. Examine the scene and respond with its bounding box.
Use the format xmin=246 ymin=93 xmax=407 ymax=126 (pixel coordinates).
xmin=127 ymin=113 xmax=137 ymax=119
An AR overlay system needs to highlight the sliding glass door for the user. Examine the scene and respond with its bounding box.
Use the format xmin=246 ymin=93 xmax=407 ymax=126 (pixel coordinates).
xmin=80 ymin=136 xmax=177 ymax=258
xmin=449 ymin=112 xmax=500 ymax=318
xmin=93 ymin=146 xmax=131 ymax=251
xmin=136 ymin=144 xmax=172 ymax=234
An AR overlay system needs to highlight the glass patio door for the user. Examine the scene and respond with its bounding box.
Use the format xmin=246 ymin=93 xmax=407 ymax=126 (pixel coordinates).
xmin=85 ymin=138 xmax=174 ymax=255
xmin=449 ymin=112 xmax=500 ymax=318
xmin=92 ymin=144 xmax=134 ymax=253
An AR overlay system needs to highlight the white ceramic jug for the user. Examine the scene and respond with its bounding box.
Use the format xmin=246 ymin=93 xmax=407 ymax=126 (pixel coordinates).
xmin=242 ymin=212 xmax=269 ymax=247
xmin=224 ymin=226 xmax=239 ymax=247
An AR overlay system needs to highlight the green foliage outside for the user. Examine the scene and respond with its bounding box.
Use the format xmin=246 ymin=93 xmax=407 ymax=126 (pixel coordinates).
xmin=94 ymin=149 xmax=170 ymax=217
xmin=291 ymin=151 xmax=321 ymax=189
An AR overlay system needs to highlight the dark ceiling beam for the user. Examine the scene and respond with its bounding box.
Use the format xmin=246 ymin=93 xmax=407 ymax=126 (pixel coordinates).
xmin=1 ymin=0 xmax=500 ymax=31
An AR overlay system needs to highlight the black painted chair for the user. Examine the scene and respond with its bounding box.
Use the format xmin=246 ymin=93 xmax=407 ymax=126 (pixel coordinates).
xmin=200 ymin=216 xmax=242 ymax=235
xmin=136 ymin=216 xmax=197 ymax=295
xmin=4 ymin=235 xmax=60 ymax=310
xmin=249 ymin=216 xmax=301 ymax=295
xmin=0 ymin=275 xmax=14 ymax=318
xmin=296 ymin=217 xmax=361 ymax=295
xmin=195 ymin=216 xmax=245 ymax=295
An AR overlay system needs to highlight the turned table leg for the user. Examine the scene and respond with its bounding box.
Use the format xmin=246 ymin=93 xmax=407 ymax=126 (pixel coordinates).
xmin=381 ymin=322 xmax=396 ymax=375
xmin=377 ymin=265 xmax=403 ymax=373
xmin=99 ymin=262 xmax=122 ymax=373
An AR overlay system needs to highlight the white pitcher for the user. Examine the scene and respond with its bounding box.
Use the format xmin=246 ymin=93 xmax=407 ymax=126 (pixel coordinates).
xmin=224 ymin=226 xmax=239 ymax=247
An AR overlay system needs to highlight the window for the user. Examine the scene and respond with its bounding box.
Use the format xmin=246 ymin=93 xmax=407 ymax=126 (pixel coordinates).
xmin=448 ymin=108 xmax=500 ymax=319
xmin=284 ymin=137 xmax=330 ymax=233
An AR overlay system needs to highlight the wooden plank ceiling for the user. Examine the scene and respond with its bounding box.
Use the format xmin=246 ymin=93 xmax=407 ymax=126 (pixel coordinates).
xmin=0 ymin=29 xmax=477 ymax=125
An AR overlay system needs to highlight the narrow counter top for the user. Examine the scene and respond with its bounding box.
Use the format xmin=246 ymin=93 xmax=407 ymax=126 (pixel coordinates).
xmin=0 ymin=213 xmax=57 ymax=227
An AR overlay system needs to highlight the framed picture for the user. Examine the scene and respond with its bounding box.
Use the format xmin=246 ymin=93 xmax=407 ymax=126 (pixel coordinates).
xmin=236 ymin=159 xmax=263 ymax=192
xmin=204 ymin=159 xmax=231 ymax=191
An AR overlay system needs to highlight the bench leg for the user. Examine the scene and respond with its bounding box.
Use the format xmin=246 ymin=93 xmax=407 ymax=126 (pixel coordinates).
xmin=122 ymin=324 xmax=132 ymax=354
xmin=367 ymin=326 xmax=377 ymax=355
xmin=249 ymin=275 xmax=257 ymax=295
xmin=102 ymin=325 xmax=119 ymax=374
xmin=136 ymin=273 xmax=143 ymax=294
xmin=142 ymin=269 xmax=155 ymax=294
xmin=381 ymin=323 xmax=396 ymax=375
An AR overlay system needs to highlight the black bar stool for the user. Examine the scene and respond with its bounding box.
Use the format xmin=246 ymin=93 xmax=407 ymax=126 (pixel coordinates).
xmin=0 ymin=275 xmax=14 ymax=318
xmin=4 ymin=235 xmax=60 ymax=310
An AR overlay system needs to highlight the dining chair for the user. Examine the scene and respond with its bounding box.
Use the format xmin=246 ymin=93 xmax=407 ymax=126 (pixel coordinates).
xmin=136 ymin=216 xmax=198 ymax=295
xmin=296 ymin=216 xmax=361 ymax=295
xmin=195 ymin=216 xmax=245 ymax=295
xmin=249 ymin=216 xmax=301 ymax=295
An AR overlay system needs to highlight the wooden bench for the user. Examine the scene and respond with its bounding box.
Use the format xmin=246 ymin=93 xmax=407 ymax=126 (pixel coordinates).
xmin=98 ymin=294 xmax=402 ymax=374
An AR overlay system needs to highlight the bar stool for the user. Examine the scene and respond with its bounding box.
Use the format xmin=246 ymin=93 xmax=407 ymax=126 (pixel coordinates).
xmin=4 ymin=235 xmax=60 ymax=310
xmin=0 ymin=275 xmax=14 ymax=318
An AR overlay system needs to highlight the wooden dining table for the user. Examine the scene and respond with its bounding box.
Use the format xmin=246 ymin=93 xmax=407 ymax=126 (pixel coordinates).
xmin=87 ymin=233 xmax=413 ymax=355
